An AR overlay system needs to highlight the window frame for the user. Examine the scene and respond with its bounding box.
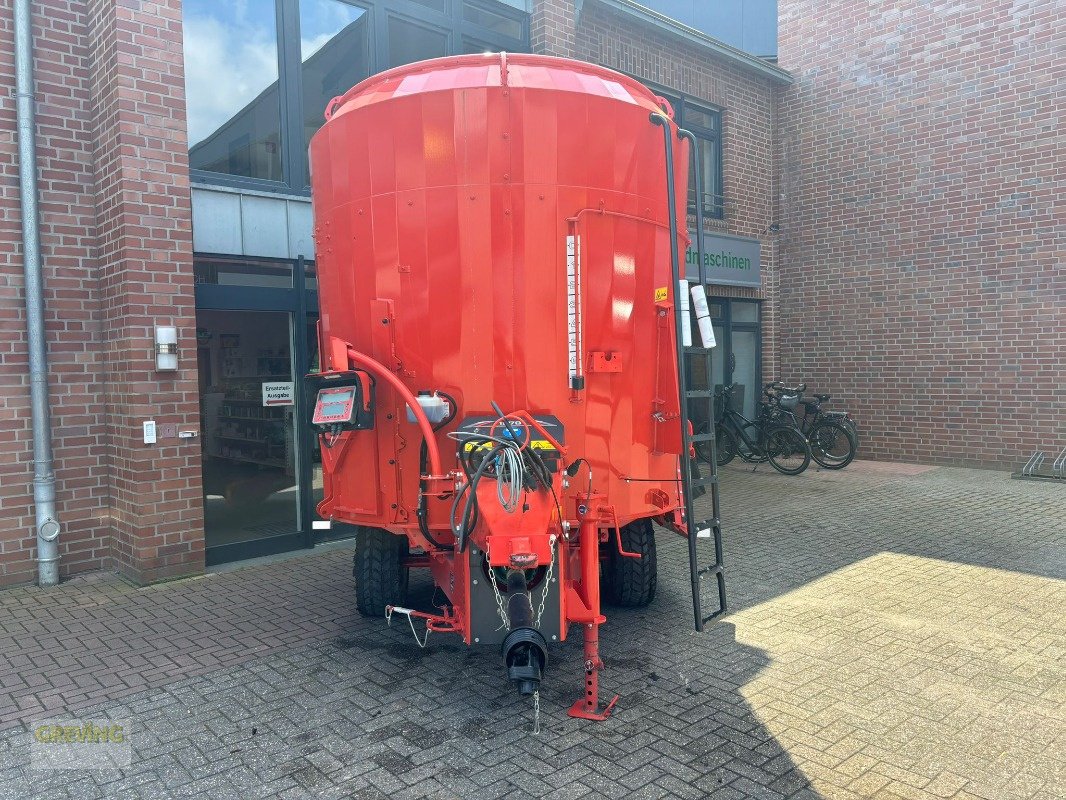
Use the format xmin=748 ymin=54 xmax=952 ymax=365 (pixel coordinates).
xmin=185 ymin=0 xmax=530 ymax=195
xmin=646 ymin=87 xmax=724 ymax=220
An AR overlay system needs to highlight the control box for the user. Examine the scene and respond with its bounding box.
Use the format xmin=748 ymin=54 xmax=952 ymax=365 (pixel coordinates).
xmin=310 ymin=371 xmax=374 ymax=431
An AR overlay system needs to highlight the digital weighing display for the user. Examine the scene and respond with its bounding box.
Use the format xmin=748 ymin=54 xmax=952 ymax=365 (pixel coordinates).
xmin=313 ymin=385 xmax=358 ymax=425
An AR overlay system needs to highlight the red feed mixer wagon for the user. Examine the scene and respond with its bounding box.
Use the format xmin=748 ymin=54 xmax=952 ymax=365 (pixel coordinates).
xmin=307 ymin=53 xmax=725 ymax=720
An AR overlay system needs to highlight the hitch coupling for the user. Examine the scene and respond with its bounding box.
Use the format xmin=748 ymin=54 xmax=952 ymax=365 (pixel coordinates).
xmin=500 ymin=569 xmax=548 ymax=696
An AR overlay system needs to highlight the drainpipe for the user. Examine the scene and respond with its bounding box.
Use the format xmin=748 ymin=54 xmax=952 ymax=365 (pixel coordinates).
xmin=14 ymin=0 xmax=61 ymax=586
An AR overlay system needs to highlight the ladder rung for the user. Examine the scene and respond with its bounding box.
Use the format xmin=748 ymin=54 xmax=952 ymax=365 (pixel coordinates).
xmin=697 ymin=564 xmax=723 ymax=578
xmin=702 ymin=608 xmax=726 ymax=625
xmin=697 ymin=518 xmax=719 ymax=529
xmin=685 ymin=390 xmax=715 ymax=398
xmin=685 ymin=347 xmax=714 ymax=355
xmin=689 ymin=476 xmax=717 ymax=487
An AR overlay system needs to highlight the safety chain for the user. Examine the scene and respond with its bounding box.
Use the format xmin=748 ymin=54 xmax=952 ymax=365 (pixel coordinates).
xmin=532 ymin=689 xmax=541 ymax=735
xmin=535 ymin=535 xmax=557 ymax=629
xmin=485 ymin=543 xmax=510 ymax=631
xmin=385 ymin=606 xmax=431 ymax=648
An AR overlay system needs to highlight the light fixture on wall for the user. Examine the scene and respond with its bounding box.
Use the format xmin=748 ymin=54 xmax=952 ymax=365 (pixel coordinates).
xmin=154 ymin=325 xmax=178 ymax=371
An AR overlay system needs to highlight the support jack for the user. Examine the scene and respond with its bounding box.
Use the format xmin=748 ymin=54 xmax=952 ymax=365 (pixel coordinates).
xmin=567 ymin=622 xmax=619 ymax=720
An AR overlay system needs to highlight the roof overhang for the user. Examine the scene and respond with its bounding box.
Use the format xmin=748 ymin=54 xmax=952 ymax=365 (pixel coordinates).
xmin=577 ymin=0 xmax=794 ymax=86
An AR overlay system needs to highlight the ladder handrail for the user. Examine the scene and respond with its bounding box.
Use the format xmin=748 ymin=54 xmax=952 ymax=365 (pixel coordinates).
xmin=652 ymin=113 xmax=727 ymax=632
xmin=679 ymin=126 xmax=726 ymax=630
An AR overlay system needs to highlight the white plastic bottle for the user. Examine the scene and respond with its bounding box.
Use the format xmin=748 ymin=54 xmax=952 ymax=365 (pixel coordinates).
xmin=690 ymin=284 xmax=716 ymax=348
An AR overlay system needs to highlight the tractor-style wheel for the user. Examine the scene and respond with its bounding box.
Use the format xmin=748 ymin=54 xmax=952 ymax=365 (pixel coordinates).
xmin=602 ymin=518 xmax=657 ymax=608
xmin=353 ymin=526 xmax=409 ymax=617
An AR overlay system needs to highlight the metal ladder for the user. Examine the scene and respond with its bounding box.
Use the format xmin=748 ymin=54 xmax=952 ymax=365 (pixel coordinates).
xmin=652 ymin=113 xmax=727 ymax=632
xmin=684 ymin=348 xmax=727 ymax=631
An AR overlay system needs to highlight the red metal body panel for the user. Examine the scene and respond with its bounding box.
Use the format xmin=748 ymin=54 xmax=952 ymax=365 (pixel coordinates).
xmin=310 ymin=54 xmax=690 ymax=537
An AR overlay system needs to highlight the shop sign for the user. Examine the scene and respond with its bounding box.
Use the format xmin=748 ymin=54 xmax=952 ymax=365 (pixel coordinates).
xmin=685 ymin=231 xmax=761 ymax=288
xmin=262 ymin=382 xmax=294 ymax=407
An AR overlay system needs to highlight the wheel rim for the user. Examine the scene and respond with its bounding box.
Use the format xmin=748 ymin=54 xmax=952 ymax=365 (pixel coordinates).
xmin=765 ymin=428 xmax=808 ymax=473
xmin=812 ymin=422 xmax=852 ymax=463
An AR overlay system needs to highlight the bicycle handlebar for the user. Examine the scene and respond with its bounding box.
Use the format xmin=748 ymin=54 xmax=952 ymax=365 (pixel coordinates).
xmin=764 ymin=381 xmax=806 ymax=395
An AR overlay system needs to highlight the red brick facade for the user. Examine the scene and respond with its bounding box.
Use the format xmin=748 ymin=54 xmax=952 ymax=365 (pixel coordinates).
xmin=0 ymin=0 xmax=201 ymax=587
xmin=776 ymin=0 xmax=1064 ymax=466
xmin=1 ymin=0 xmax=107 ymax=586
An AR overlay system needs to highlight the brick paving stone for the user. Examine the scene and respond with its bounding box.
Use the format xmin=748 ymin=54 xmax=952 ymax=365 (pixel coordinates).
xmin=0 ymin=462 xmax=1063 ymax=798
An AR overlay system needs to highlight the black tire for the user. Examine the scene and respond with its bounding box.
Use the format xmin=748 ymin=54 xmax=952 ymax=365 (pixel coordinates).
xmin=353 ymin=526 xmax=409 ymax=617
xmin=809 ymin=419 xmax=857 ymax=470
xmin=693 ymin=421 xmax=713 ymax=464
xmin=714 ymin=424 xmax=737 ymax=466
xmin=842 ymin=417 xmax=859 ymax=443
xmin=763 ymin=425 xmax=811 ymax=476
xmin=602 ymin=518 xmax=657 ymax=607
xmin=823 ymin=413 xmax=859 ymax=443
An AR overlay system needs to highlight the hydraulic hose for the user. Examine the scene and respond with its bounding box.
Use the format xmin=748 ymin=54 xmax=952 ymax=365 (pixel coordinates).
xmin=346 ymin=346 xmax=443 ymax=476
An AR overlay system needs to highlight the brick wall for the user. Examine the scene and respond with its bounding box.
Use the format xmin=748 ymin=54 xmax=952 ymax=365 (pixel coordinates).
xmin=0 ymin=0 xmax=202 ymax=588
xmin=86 ymin=0 xmax=202 ymax=583
xmin=0 ymin=0 xmax=109 ymax=586
xmin=535 ymin=0 xmax=783 ymax=381
xmin=777 ymin=0 xmax=1064 ymax=467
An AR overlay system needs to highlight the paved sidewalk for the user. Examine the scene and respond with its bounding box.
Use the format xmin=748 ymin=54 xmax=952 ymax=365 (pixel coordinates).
xmin=0 ymin=461 xmax=1063 ymax=799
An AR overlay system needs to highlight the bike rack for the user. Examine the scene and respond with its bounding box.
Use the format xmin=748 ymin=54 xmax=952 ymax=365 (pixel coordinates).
xmin=1012 ymin=447 xmax=1066 ymax=481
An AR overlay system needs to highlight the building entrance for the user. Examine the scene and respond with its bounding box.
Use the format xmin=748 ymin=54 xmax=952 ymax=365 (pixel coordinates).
xmin=197 ymin=309 xmax=301 ymax=556
xmin=194 ymin=256 xmax=335 ymax=565
xmin=686 ymin=297 xmax=762 ymax=425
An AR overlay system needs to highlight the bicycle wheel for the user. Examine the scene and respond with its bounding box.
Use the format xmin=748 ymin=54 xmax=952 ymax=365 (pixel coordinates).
xmin=763 ymin=425 xmax=811 ymax=475
xmin=714 ymin=424 xmax=737 ymax=466
xmin=809 ymin=419 xmax=857 ymax=469
xmin=823 ymin=412 xmax=859 ymax=444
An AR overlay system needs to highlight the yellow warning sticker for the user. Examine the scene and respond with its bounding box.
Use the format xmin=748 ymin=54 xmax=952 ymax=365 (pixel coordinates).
xmin=463 ymin=440 xmax=557 ymax=452
xmin=654 ymin=286 xmax=668 ymax=302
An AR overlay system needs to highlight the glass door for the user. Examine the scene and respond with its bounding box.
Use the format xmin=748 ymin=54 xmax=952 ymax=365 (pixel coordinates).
xmin=699 ymin=298 xmax=762 ymax=421
xmin=195 ymin=254 xmax=319 ymax=565
xmin=198 ymin=309 xmax=304 ymax=562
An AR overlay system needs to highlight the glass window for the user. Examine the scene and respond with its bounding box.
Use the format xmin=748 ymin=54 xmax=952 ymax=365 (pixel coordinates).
xmin=183 ymin=0 xmax=284 ymax=182
xmin=387 ymin=16 xmax=449 ymax=69
xmin=411 ymin=0 xmax=448 ymax=12
xmin=463 ymin=38 xmax=500 ymax=54
xmin=183 ymin=0 xmax=529 ymax=191
xmin=464 ymin=2 xmax=523 ymax=40
xmin=300 ymin=0 xmax=370 ymax=158
xmin=194 ymin=257 xmax=295 ymax=288
xmin=689 ymin=131 xmax=721 ymax=217
xmin=682 ymin=101 xmax=722 ymax=219
xmin=685 ymin=105 xmax=719 ymax=132
xmin=732 ymin=302 xmax=759 ymax=323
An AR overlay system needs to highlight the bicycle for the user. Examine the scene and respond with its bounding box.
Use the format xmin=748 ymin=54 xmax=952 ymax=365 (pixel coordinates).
xmin=765 ymin=382 xmax=858 ymax=470
xmin=711 ymin=384 xmax=811 ymax=475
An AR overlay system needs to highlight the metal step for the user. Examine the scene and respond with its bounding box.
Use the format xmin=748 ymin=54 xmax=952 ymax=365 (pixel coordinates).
xmin=693 ymin=518 xmax=719 ymax=538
